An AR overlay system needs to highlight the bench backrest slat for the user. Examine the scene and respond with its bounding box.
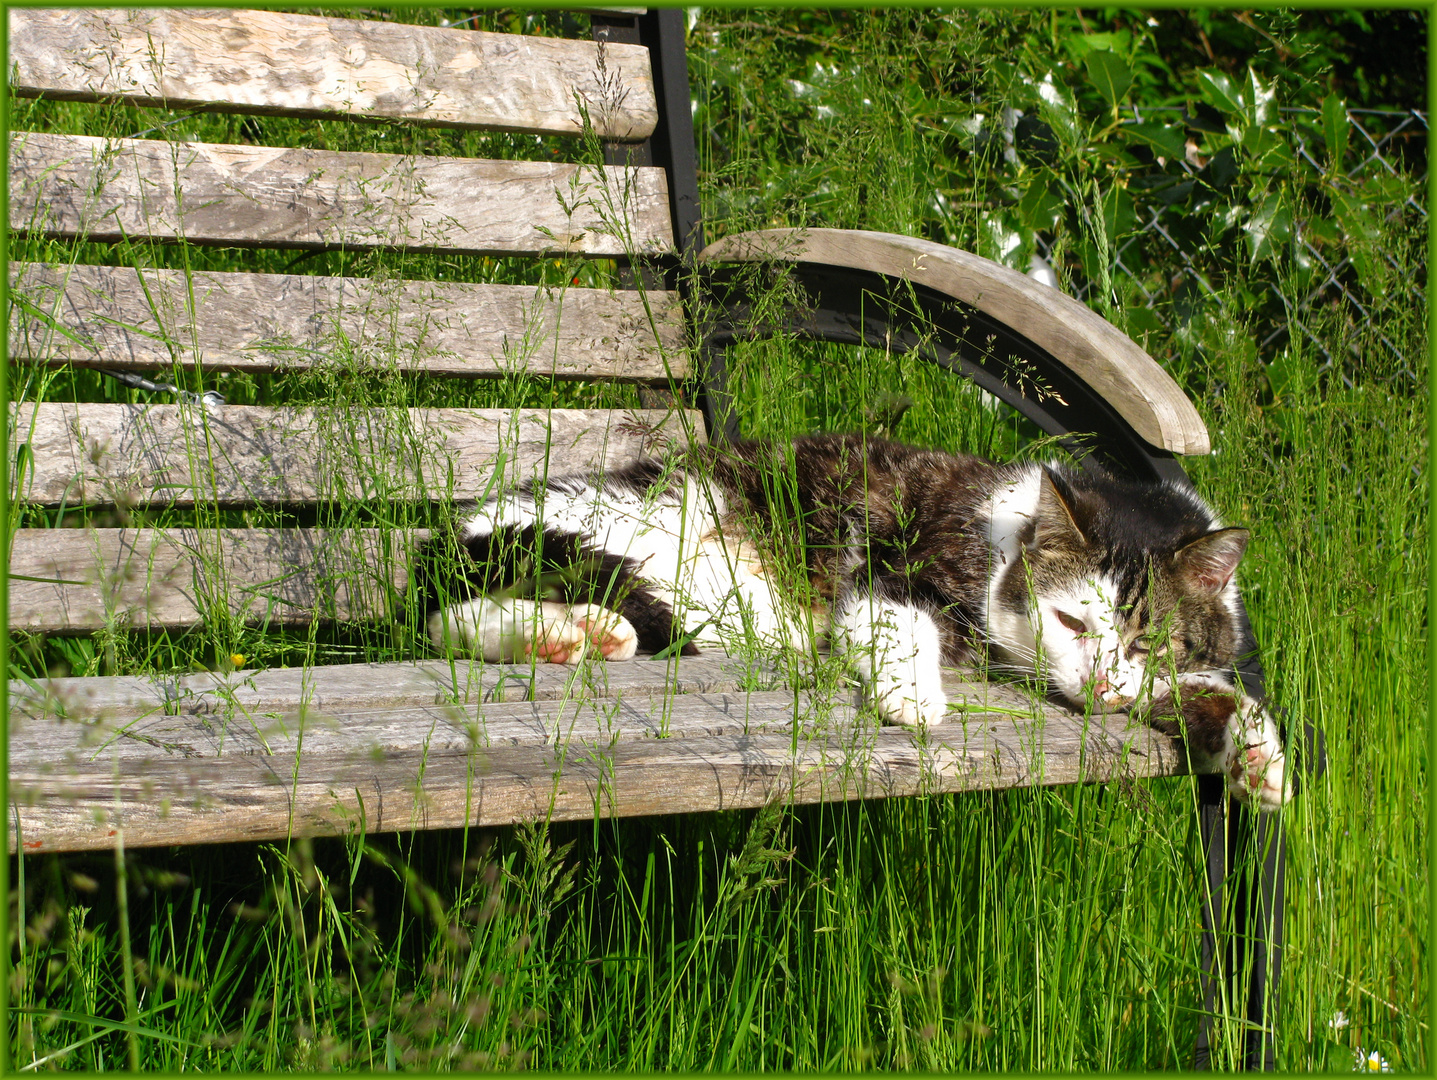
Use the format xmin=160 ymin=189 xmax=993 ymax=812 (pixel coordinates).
xmin=11 ymin=133 xmax=675 ymax=256
xmin=9 ymin=527 xmax=413 ymax=632
xmin=13 ymin=404 xmax=692 ymax=508
xmin=10 ymin=263 xmax=689 ymax=380
xmin=9 ymin=8 xmax=658 ymax=140
xmin=9 ymin=9 xmax=704 ymax=644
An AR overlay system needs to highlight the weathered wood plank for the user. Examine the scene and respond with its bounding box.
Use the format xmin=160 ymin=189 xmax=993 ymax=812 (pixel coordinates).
xmin=10 ymin=263 xmax=689 ymax=381
xmin=700 ymin=229 xmax=1210 ymax=456
xmin=9 ymin=682 xmax=1190 ymax=853
xmin=11 ymin=403 xmax=700 ymax=508
xmin=11 ymin=690 xmax=861 ymax=765
xmin=10 ymin=673 xmax=1053 ymax=780
xmin=10 ymin=132 xmax=673 ymax=257
xmin=9 ymin=655 xmax=1028 ymax=727
xmin=10 ymin=653 xmax=783 ymax=721
xmin=8 ymin=528 xmax=417 ymax=632
xmin=10 ymin=9 xmax=658 ymax=140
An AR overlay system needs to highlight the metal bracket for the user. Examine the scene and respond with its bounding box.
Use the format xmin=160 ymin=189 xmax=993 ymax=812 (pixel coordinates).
xmin=101 ymin=368 xmax=225 ymax=414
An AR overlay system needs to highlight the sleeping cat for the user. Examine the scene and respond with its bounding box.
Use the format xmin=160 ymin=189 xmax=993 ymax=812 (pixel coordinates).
xmin=418 ymin=434 xmax=1290 ymax=811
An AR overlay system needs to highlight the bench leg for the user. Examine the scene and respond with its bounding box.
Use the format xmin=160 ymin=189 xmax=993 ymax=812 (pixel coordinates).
xmin=1194 ymin=774 xmax=1227 ymax=1069
xmin=1193 ymin=777 xmax=1286 ymax=1071
xmin=1239 ymin=806 xmax=1285 ymax=1070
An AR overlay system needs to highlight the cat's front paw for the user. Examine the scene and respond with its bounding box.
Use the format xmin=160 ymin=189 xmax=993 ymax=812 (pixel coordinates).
xmin=1224 ymin=704 xmax=1293 ymax=812
xmin=871 ymin=676 xmax=949 ymax=727
xmin=834 ymin=597 xmax=948 ymax=727
xmin=1226 ymin=729 xmax=1292 ymax=812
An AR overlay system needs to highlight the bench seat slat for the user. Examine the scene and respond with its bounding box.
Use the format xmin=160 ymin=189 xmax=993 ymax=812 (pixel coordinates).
xmin=9 ymin=9 xmax=658 ymax=141
xmin=14 ymin=690 xmax=867 ymax=765
xmin=9 ymin=527 xmax=418 ymax=632
xmin=10 ymin=653 xmax=779 ymax=720
xmin=10 ymin=655 xmax=1040 ymax=724
xmin=13 ymin=404 xmax=700 ymax=508
xmin=11 ymin=263 xmax=689 ymax=381
xmin=11 ymin=133 xmax=674 ymax=257
xmin=10 ymin=678 xmax=1187 ymax=853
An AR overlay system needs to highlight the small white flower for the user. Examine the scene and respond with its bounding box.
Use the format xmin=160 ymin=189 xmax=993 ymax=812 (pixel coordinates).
xmin=1354 ymin=1047 xmax=1392 ymax=1072
xmin=1329 ymin=1010 xmax=1350 ymax=1031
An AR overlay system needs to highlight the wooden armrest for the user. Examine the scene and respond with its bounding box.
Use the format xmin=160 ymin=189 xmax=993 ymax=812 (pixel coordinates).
xmin=698 ymin=228 xmax=1209 ymax=456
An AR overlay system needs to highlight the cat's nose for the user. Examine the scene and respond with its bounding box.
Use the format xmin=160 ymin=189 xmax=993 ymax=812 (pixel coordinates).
xmin=1090 ymin=673 xmax=1134 ymax=709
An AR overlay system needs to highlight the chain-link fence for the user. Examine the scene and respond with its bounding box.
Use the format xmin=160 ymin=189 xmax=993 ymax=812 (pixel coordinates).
xmin=1278 ymin=108 xmax=1427 ymax=379
xmin=1037 ymin=107 xmax=1427 ymax=379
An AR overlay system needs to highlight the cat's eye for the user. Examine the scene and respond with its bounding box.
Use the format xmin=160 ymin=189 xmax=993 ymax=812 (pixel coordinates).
xmin=1129 ymin=636 xmax=1169 ymax=660
xmin=1054 ymin=610 xmax=1087 ymax=634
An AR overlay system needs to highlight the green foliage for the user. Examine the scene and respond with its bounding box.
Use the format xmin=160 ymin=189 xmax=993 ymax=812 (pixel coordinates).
xmin=694 ymin=8 xmax=1423 ymax=374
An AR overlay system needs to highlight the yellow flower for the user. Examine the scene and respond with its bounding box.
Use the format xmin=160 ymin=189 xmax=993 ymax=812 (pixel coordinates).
xmin=1354 ymin=1048 xmax=1392 ymax=1073
xmin=230 ymin=653 xmax=247 ymax=668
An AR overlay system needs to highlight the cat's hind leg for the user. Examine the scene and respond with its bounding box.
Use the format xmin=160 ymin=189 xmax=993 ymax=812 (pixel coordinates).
xmin=427 ymin=597 xmax=576 ymax=662
xmin=566 ymin=603 xmax=639 ymax=661
xmin=427 ymin=597 xmax=637 ymax=664
xmin=416 ymin=513 xmax=674 ymax=660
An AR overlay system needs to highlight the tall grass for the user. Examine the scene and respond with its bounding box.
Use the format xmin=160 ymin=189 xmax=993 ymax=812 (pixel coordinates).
xmin=7 ymin=7 xmax=1426 ymax=1072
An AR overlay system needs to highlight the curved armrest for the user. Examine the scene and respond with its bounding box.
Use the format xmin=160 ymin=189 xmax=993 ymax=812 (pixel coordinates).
xmin=697 ymin=228 xmax=1209 ymax=456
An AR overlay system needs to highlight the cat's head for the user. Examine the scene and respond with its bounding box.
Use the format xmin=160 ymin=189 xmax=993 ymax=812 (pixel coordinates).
xmin=992 ymin=466 xmax=1250 ymax=710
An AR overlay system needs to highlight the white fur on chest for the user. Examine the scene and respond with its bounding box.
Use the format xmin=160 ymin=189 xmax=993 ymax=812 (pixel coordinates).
xmin=978 ymin=465 xmax=1040 ymax=633
xmin=978 ymin=464 xmax=1129 ymax=706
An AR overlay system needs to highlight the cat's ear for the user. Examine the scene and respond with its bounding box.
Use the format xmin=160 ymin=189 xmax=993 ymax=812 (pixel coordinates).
xmin=1032 ymin=468 xmax=1087 ymax=548
xmin=1175 ymin=528 xmax=1249 ymax=594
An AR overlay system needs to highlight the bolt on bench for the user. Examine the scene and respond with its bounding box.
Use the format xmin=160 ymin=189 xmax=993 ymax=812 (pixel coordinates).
xmin=5 ymin=8 xmax=1306 ymax=1067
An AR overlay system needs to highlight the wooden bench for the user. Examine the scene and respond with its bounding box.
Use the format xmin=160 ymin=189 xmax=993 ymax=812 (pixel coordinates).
xmin=6 ymin=9 xmax=1299 ymax=1066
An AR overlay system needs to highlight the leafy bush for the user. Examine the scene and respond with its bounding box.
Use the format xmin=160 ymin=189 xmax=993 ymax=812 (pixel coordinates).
xmin=691 ymin=8 xmax=1424 ymax=374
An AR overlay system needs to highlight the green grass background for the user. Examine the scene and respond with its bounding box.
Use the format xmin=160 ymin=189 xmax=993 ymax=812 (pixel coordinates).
xmin=6 ymin=7 xmax=1426 ymax=1071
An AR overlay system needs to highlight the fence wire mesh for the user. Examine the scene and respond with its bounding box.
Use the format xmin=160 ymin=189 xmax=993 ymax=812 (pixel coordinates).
xmin=1035 ymin=107 xmax=1427 ymax=380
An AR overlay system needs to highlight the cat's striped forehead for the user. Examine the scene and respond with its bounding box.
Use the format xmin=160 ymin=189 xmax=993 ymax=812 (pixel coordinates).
xmin=1053 ymin=467 xmax=1226 ymax=552
xmin=983 ymin=460 xmax=1245 ymax=651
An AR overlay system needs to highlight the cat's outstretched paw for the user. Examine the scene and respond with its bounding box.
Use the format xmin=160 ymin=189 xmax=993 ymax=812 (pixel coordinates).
xmin=835 ymin=597 xmax=948 ymax=727
xmin=872 ymin=677 xmax=949 ymax=727
xmin=427 ymin=598 xmax=636 ymax=664
xmin=1224 ymin=705 xmax=1292 ymax=812
xmin=527 ymin=603 xmax=637 ymax=664
xmin=1226 ymin=731 xmax=1292 ymax=812
xmin=526 ymin=617 xmax=589 ymax=664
